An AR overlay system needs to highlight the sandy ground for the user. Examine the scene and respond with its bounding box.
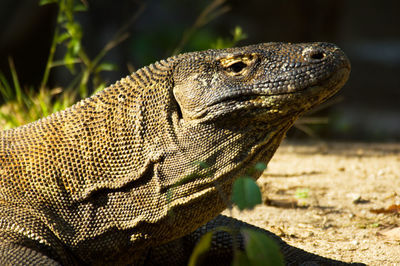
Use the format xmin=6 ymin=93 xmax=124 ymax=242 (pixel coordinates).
xmin=223 ymin=141 xmax=400 ymax=265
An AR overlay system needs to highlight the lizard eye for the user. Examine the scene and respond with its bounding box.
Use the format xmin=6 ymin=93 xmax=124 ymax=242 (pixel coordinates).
xmin=225 ymin=61 xmax=248 ymax=73
xmin=219 ymin=54 xmax=257 ymax=76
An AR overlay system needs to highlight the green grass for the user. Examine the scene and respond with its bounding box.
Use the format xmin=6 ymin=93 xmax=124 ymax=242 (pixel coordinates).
xmin=0 ymin=0 xmax=246 ymax=129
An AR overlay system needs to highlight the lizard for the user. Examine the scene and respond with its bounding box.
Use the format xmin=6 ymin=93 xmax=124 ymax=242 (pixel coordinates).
xmin=0 ymin=42 xmax=359 ymax=265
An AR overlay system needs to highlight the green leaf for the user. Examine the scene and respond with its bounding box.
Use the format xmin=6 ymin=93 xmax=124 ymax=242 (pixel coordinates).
xmin=254 ymin=162 xmax=267 ymax=172
xmin=232 ymin=177 xmax=262 ymax=210
xmin=173 ymin=172 xmax=202 ymax=187
xmin=71 ymin=40 xmax=81 ymax=54
xmin=63 ymin=53 xmax=77 ymax=73
xmin=241 ymin=228 xmax=284 ymax=266
xmin=232 ymin=250 xmax=252 ymax=266
xmin=193 ymin=161 xmax=209 ymax=169
xmin=65 ymin=22 xmax=82 ymax=39
xmin=56 ymin=32 xmax=71 ymax=44
xmin=169 ymin=161 xmax=212 ymax=189
xmin=211 ymin=26 xmax=247 ymax=49
xmin=188 ymin=231 xmax=213 ymax=266
xmin=93 ymin=83 xmax=107 ymax=94
xmin=57 ymin=13 xmax=67 ymax=24
xmin=74 ymin=4 xmax=88 ymax=12
xmin=39 ymin=0 xmax=58 ymax=6
xmin=232 ymin=26 xmax=247 ymax=43
xmin=95 ymin=62 xmax=118 ymax=73
xmin=211 ymin=38 xmax=228 ymax=49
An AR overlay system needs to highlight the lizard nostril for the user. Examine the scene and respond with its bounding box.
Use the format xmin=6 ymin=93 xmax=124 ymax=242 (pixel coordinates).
xmin=309 ymin=50 xmax=325 ymax=60
xmin=302 ymin=47 xmax=326 ymax=61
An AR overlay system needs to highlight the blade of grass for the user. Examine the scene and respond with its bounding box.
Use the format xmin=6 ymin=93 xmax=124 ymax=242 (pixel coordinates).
xmin=0 ymin=72 xmax=13 ymax=100
xmin=8 ymin=57 xmax=23 ymax=105
xmin=40 ymin=24 xmax=60 ymax=89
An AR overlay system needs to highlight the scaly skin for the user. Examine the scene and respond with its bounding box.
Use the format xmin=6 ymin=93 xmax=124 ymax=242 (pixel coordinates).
xmin=0 ymin=43 xmax=357 ymax=265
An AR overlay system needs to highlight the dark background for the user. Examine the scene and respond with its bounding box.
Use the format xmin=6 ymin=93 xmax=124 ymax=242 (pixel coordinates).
xmin=0 ymin=0 xmax=399 ymax=140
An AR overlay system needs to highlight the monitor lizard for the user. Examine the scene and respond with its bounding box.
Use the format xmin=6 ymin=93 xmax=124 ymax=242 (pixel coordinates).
xmin=0 ymin=42 xmax=359 ymax=265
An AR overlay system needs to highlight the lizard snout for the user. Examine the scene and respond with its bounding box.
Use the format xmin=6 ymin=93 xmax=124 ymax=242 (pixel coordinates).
xmin=301 ymin=42 xmax=351 ymax=71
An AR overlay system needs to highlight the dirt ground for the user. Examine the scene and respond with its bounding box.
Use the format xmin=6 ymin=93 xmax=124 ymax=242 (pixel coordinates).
xmin=223 ymin=141 xmax=400 ymax=265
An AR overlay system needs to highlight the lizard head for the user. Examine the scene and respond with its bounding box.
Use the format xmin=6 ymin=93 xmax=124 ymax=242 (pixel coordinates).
xmin=173 ymin=42 xmax=350 ymax=124
xmin=162 ymin=42 xmax=350 ymax=211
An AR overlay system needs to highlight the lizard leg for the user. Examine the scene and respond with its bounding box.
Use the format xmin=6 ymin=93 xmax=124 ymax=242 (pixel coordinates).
xmin=0 ymin=230 xmax=81 ymax=266
xmin=0 ymin=241 xmax=61 ymax=266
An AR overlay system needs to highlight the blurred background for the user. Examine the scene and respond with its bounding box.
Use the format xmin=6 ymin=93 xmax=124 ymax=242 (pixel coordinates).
xmin=0 ymin=0 xmax=399 ymax=140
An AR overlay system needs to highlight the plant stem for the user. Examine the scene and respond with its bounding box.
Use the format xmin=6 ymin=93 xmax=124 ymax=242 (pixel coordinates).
xmin=40 ymin=11 xmax=60 ymax=90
